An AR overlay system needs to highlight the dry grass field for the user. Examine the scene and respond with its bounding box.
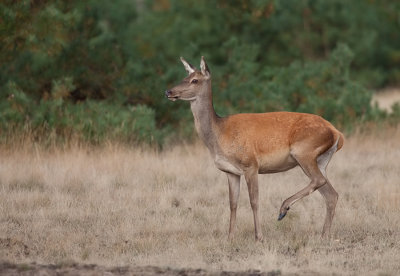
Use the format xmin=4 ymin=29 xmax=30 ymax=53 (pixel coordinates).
xmin=1 ymin=128 xmax=400 ymax=275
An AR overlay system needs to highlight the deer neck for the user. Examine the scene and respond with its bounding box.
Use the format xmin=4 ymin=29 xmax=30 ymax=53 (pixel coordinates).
xmin=190 ymin=82 xmax=219 ymax=154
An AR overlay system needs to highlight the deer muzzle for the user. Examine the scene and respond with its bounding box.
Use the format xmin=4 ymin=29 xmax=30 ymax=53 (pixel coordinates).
xmin=165 ymin=90 xmax=178 ymax=101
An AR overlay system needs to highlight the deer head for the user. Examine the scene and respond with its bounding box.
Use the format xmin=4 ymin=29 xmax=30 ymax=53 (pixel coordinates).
xmin=165 ymin=56 xmax=211 ymax=102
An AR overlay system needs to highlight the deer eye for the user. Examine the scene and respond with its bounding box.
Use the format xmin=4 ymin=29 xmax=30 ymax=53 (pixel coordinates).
xmin=191 ymin=79 xmax=198 ymax=84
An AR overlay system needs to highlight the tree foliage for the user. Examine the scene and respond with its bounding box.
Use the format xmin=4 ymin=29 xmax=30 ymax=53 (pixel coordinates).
xmin=0 ymin=0 xmax=399 ymax=144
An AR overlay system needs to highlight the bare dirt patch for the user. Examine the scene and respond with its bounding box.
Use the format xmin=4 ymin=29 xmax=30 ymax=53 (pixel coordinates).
xmin=372 ymin=87 xmax=400 ymax=112
xmin=0 ymin=262 xmax=285 ymax=276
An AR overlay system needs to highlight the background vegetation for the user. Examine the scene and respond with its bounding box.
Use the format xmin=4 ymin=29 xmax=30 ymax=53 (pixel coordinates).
xmin=1 ymin=0 xmax=399 ymax=145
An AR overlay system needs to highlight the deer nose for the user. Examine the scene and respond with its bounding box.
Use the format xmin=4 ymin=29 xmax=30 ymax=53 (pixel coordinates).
xmin=165 ymin=90 xmax=172 ymax=97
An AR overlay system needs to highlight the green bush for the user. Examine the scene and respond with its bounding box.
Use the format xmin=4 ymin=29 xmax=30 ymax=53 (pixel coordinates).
xmin=212 ymin=44 xmax=374 ymax=130
xmin=0 ymin=0 xmax=399 ymax=145
xmin=0 ymin=82 xmax=161 ymax=145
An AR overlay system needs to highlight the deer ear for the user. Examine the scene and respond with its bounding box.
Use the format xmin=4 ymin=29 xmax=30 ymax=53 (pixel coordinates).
xmin=180 ymin=57 xmax=196 ymax=75
xmin=200 ymin=56 xmax=210 ymax=78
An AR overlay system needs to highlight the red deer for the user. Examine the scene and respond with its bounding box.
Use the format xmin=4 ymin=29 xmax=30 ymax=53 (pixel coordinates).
xmin=165 ymin=57 xmax=344 ymax=241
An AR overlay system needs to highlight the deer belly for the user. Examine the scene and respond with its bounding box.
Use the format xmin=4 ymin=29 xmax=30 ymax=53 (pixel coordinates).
xmin=257 ymin=150 xmax=297 ymax=174
xmin=214 ymin=155 xmax=244 ymax=175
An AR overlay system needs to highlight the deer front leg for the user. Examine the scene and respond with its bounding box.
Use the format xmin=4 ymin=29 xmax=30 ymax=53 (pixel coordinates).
xmin=227 ymin=173 xmax=240 ymax=240
xmin=244 ymin=171 xmax=263 ymax=242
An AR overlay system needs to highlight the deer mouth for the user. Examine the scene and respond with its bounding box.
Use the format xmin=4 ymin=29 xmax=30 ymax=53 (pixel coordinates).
xmin=167 ymin=95 xmax=179 ymax=101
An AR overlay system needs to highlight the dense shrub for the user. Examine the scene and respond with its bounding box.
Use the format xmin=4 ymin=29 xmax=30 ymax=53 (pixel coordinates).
xmin=0 ymin=82 xmax=161 ymax=144
xmin=214 ymin=44 xmax=372 ymax=128
xmin=0 ymin=0 xmax=399 ymax=145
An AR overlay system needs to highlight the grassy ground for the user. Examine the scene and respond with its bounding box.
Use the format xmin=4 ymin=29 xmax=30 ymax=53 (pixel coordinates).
xmin=1 ymin=128 xmax=400 ymax=275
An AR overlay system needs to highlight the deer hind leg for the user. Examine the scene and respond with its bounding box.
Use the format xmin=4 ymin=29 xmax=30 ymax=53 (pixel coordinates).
xmin=317 ymin=181 xmax=338 ymax=237
xmin=316 ymin=139 xmax=339 ymax=237
xmin=244 ymin=170 xmax=263 ymax=242
xmin=278 ymin=154 xmax=327 ymax=221
xmin=278 ymin=138 xmax=339 ymax=236
xmin=226 ymin=173 xmax=241 ymax=240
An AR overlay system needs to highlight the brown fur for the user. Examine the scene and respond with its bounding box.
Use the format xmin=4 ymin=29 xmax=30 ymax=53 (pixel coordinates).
xmin=218 ymin=112 xmax=343 ymax=173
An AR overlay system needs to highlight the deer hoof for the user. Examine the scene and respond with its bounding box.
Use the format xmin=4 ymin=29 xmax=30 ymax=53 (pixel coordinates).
xmin=278 ymin=212 xmax=286 ymax=221
xmin=278 ymin=207 xmax=290 ymax=221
